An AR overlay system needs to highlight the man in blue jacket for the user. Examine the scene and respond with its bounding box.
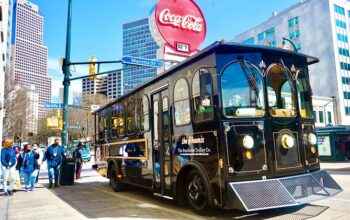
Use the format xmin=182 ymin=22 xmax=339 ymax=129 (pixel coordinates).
xmin=1 ymin=140 xmax=17 ymax=196
xmin=42 ymin=139 xmax=66 ymax=188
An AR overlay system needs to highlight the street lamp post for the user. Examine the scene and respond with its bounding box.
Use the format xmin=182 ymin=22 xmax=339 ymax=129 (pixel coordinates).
xmin=282 ymin=37 xmax=298 ymax=52
xmin=62 ymin=0 xmax=73 ymax=148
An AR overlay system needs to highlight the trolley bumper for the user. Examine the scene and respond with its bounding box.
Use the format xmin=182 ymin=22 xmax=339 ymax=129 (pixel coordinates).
xmin=227 ymin=170 xmax=342 ymax=212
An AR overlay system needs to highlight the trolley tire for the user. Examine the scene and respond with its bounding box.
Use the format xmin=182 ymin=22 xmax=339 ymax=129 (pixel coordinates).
xmin=109 ymin=164 xmax=124 ymax=192
xmin=186 ymin=169 xmax=215 ymax=215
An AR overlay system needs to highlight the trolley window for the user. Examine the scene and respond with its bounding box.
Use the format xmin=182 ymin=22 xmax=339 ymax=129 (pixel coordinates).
xmin=162 ymin=97 xmax=170 ymax=141
xmin=126 ymin=101 xmax=135 ymax=134
xmin=267 ymin=64 xmax=297 ymax=117
xmin=174 ymin=78 xmax=191 ymax=126
xmin=192 ymin=68 xmax=214 ymax=121
xmin=221 ymin=61 xmax=265 ymax=117
xmin=98 ymin=112 xmax=107 ymax=140
xmin=297 ymin=69 xmax=313 ymax=118
xmin=153 ymin=100 xmax=159 ymax=142
xmin=111 ymin=104 xmax=125 ymax=137
xmin=139 ymin=95 xmax=150 ymax=131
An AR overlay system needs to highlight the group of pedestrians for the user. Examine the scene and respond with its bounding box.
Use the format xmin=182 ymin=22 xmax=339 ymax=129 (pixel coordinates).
xmin=0 ymin=138 xmax=85 ymax=196
xmin=1 ymin=140 xmax=45 ymax=195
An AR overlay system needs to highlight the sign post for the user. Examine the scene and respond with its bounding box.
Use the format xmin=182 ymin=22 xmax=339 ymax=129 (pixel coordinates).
xmin=44 ymin=103 xmax=63 ymax=109
xmin=62 ymin=0 xmax=73 ymax=148
xmin=121 ymin=56 xmax=164 ymax=68
xmin=149 ymin=0 xmax=207 ymax=65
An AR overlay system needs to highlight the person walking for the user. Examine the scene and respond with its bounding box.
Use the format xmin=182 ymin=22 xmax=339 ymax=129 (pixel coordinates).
xmin=1 ymin=140 xmax=17 ymax=196
xmin=13 ymin=144 xmax=22 ymax=191
xmin=32 ymin=143 xmax=43 ymax=183
xmin=17 ymin=144 xmax=38 ymax=192
xmin=74 ymin=142 xmax=83 ymax=180
xmin=42 ymin=139 xmax=66 ymax=188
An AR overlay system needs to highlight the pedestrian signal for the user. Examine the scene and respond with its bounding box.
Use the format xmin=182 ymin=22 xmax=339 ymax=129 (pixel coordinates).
xmin=89 ymin=57 xmax=97 ymax=80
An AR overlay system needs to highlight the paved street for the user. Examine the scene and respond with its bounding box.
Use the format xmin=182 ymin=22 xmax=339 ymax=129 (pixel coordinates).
xmin=0 ymin=161 xmax=349 ymax=220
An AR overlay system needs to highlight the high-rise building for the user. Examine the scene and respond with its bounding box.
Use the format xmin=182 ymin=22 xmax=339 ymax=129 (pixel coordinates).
xmin=0 ymin=0 xmax=13 ymax=145
xmin=10 ymin=0 xmax=51 ymax=119
xmin=123 ymin=18 xmax=159 ymax=93
xmin=233 ymin=0 xmax=350 ymax=126
xmin=106 ymin=70 xmax=123 ymax=99
xmin=82 ymin=70 xmax=123 ymax=101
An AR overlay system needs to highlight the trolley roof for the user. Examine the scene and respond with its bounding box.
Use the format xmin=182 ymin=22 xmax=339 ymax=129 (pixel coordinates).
xmin=94 ymin=41 xmax=319 ymax=114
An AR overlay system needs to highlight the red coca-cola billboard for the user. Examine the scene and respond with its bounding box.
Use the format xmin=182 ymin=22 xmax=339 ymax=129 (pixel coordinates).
xmin=150 ymin=0 xmax=206 ymax=54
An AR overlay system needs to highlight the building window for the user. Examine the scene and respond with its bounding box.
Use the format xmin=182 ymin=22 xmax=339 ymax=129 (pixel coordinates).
xmin=319 ymin=111 xmax=324 ymax=123
xmin=243 ymin=37 xmax=254 ymax=44
xmin=346 ymin=107 xmax=350 ymax=115
xmin=192 ymin=68 xmax=214 ymax=122
xmin=344 ymin=91 xmax=350 ymax=99
xmin=288 ymin=17 xmax=299 ymax=28
xmin=258 ymin=28 xmax=275 ymax=41
xmin=174 ymin=78 xmax=191 ymax=126
xmin=336 ymin=19 xmax=347 ymax=29
xmin=289 ymin=30 xmax=300 ymax=40
xmin=340 ymin=62 xmax=350 ymax=70
xmin=327 ymin=111 xmax=332 ymax=124
xmin=342 ymin=76 xmax=350 ymax=84
xmin=337 ymin=33 xmax=348 ymax=43
xmin=339 ymin=48 xmax=350 ymax=57
xmin=334 ymin=4 xmax=345 ymax=15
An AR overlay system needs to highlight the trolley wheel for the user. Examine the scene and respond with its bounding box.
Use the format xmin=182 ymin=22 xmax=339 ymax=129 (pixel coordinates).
xmin=186 ymin=169 xmax=214 ymax=215
xmin=110 ymin=164 xmax=124 ymax=192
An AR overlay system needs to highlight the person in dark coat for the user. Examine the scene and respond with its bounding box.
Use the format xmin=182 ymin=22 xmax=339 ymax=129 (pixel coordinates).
xmin=74 ymin=142 xmax=83 ymax=180
xmin=1 ymin=140 xmax=17 ymax=196
xmin=42 ymin=139 xmax=66 ymax=188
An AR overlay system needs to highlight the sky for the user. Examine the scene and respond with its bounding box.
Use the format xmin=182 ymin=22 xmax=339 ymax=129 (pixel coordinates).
xmin=27 ymin=0 xmax=302 ymax=102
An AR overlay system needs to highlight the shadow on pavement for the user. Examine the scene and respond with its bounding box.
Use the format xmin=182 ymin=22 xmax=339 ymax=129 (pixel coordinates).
xmin=48 ymin=180 xmax=329 ymax=220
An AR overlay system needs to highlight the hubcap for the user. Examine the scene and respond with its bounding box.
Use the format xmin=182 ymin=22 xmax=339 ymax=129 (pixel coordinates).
xmin=188 ymin=174 xmax=206 ymax=206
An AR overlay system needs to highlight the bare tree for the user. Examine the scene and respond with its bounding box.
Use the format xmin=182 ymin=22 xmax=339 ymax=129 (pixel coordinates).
xmin=3 ymin=84 xmax=36 ymax=142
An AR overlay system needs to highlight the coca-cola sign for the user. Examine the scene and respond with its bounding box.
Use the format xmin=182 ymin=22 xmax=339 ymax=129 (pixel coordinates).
xmin=150 ymin=0 xmax=206 ymax=54
xmin=158 ymin=9 xmax=203 ymax=32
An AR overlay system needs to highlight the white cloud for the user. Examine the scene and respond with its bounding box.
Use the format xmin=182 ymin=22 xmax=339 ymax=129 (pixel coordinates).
xmin=48 ymin=57 xmax=62 ymax=73
xmin=50 ymin=75 xmax=82 ymax=103
xmin=48 ymin=56 xmax=89 ymax=76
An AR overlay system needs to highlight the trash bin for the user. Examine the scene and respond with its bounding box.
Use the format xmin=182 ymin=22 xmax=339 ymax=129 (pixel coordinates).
xmin=60 ymin=157 xmax=75 ymax=185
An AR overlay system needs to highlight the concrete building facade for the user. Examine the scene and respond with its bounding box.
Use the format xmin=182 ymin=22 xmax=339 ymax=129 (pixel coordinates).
xmin=0 ymin=0 xmax=13 ymax=145
xmin=233 ymin=0 xmax=350 ymax=126
xmin=10 ymin=0 xmax=51 ymax=119
xmin=122 ymin=18 xmax=159 ymax=93
xmin=82 ymin=70 xmax=123 ymax=101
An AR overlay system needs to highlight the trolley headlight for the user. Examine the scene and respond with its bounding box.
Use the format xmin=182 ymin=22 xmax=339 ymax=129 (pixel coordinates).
xmin=308 ymin=133 xmax=317 ymax=145
xmin=242 ymin=135 xmax=254 ymax=150
xmin=310 ymin=146 xmax=317 ymax=154
xmin=281 ymin=134 xmax=295 ymax=149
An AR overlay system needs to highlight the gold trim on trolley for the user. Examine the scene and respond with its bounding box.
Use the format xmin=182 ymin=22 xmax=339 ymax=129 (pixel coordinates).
xmin=95 ymin=138 xmax=149 ymax=160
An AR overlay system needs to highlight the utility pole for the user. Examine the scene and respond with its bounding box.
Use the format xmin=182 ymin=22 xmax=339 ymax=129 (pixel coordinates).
xmin=62 ymin=0 xmax=73 ymax=148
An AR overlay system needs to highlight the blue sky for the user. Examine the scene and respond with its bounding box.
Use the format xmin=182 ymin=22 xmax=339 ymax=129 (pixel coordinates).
xmin=27 ymin=0 xmax=301 ymax=100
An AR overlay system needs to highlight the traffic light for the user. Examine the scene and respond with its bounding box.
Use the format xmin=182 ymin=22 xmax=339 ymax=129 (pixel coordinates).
xmin=89 ymin=56 xmax=97 ymax=80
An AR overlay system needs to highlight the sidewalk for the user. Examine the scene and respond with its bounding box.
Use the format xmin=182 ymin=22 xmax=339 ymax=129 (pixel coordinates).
xmin=0 ymin=163 xmax=93 ymax=220
xmin=320 ymin=162 xmax=350 ymax=171
xmin=4 ymin=183 xmax=87 ymax=220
